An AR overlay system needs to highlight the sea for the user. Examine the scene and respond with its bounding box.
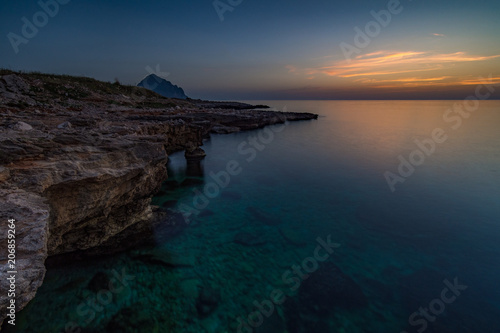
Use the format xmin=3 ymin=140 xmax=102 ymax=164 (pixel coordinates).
xmin=5 ymin=100 xmax=500 ymax=333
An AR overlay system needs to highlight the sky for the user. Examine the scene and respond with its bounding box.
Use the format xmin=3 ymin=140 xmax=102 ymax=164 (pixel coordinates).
xmin=1 ymin=0 xmax=499 ymax=100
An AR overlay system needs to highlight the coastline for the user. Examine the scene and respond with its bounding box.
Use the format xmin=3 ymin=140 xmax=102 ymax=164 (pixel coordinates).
xmin=0 ymin=71 xmax=317 ymax=326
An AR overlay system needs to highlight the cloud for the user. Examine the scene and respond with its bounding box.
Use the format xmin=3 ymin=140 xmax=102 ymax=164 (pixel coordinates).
xmin=285 ymin=51 xmax=500 ymax=88
xmin=315 ymin=51 xmax=500 ymax=78
xmin=432 ymin=33 xmax=446 ymax=37
xmin=457 ymin=76 xmax=500 ymax=85
xmin=353 ymin=75 xmax=500 ymax=89
xmin=354 ymin=76 xmax=452 ymax=88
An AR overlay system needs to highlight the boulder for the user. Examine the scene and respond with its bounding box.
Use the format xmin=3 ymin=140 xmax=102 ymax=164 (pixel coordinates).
xmin=185 ymin=146 xmax=206 ymax=161
xmin=13 ymin=121 xmax=33 ymax=131
xmin=57 ymin=121 xmax=72 ymax=129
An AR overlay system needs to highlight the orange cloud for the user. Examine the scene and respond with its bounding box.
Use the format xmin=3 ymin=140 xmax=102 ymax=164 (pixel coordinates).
xmin=356 ymin=75 xmax=500 ymax=89
xmin=354 ymin=76 xmax=452 ymax=88
xmin=287 ymin=50 xmax=500 ymax=88
xmin=457 ymin=76 xmax=500 ymax=85
xmin=316 ymin=51 xmax=500 ymax=78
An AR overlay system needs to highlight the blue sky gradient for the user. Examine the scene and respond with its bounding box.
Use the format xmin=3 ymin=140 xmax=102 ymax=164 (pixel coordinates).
xmin=1 ymin=0 xmax=499 ymax=99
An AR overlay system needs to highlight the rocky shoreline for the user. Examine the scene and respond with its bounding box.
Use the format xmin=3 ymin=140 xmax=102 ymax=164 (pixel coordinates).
xmin=0 ymin=70 xmax=317 ymax=326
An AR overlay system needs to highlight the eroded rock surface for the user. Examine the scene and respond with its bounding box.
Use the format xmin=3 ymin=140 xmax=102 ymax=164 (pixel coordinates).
xmin=0 ymin=70 xmax=317 ymax=325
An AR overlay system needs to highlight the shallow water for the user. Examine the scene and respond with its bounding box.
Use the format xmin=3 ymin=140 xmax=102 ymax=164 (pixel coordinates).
xmin=7 ymin=100 xmax=500 ymax=332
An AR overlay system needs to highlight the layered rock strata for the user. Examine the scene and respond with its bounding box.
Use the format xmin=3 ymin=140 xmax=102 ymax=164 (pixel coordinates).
xmin=0 ymin=71 xmax=317 ymax=325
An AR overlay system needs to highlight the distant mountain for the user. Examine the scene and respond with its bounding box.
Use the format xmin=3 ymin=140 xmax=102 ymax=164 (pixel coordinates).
xmin=137 ymin=74 xmax=188 ymax=99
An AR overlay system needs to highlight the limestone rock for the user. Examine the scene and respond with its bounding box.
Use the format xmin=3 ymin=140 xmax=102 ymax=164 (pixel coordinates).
xmin=0 ymin=167 xmax=10 ymax=182
xmin=0 ymin=189 xmax=49 ymax=325
xmin=185 ymin=146 xmax=206 ymax=161
xmin=0 ymin=70 xmax=319 ymax=326
xmin=13 ymin=121 xmax=33 ymax=131
xmin=2 ymin=74 xmax=29 ymax=94
xmin=57 ymin=121 xmax=72 ymax=129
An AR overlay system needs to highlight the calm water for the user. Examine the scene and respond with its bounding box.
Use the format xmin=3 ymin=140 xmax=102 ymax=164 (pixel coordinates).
xmin=6 ymin=100 xmax=500 ymax=333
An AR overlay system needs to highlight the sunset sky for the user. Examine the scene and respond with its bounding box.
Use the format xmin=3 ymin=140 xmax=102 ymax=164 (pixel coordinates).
xmin=1 ymin=0 xmax=499 ymax=100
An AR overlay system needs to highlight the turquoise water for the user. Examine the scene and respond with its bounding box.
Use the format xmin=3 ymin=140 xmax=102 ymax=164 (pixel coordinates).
xmin=6 ymin=100 xmax=500 ymax=332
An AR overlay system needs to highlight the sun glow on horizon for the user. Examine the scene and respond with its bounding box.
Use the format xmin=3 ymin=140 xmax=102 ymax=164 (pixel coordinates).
xmin=286 ymin=51 xmax=500 ymax=91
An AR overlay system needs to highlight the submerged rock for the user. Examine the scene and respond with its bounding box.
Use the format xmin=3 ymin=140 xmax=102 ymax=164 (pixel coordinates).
xmin=106 ymin=305 xmax=160 ymax=333
xmin=246 ymin=206 xmax=281 ymax=226
xmin=233 ymin=231 xmax=267 ymax=246
xmin=132 ymin=248 xmax=196 ymax=267
xmin=196 ymin=286 xmax=221 ymax=317
xmin=299 ymin=262 xmax=367 ymax=314
xmin=254 ymin=310 xmax=286 ymax=333
xmin=398 ymin=268 xmax=445 ymax=311
xmin=199 ymin=209 xmax=215 ymax=218
xmin=279 ymin=227 xmax=308 ymax=246
xmin=221 ymin=191 xmax=242 ymax=200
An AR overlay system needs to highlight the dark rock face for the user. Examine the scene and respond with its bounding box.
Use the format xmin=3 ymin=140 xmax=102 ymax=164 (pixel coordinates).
xmin=137 ymin=74 xmax=188 ymax=99
xmin=299 ymin=262 xmax=367 ymax=314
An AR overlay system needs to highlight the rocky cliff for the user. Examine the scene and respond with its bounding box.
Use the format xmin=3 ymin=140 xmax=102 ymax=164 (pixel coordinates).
xmin=137 ymin=74 xmax=188 ymax=99
xmin=0 ymin=70 xmax=317 ymax=326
